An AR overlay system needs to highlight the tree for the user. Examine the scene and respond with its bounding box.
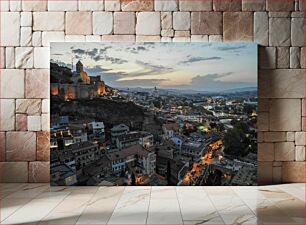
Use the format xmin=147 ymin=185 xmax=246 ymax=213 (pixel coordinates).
xmin=223 ymin=128 xmax=248 ymax=157
xmin=131 ymin=173 xmax=136 ymax=186
xmin=166 ymin=160 xmax=172 ymax=185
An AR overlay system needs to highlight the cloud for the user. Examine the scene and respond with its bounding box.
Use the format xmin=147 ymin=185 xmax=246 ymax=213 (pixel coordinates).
xmin=180 ymin=56 xmax=222 ymax=65
xmin=123 ymin=60 xmax=173 ymax=77
xmin=72 ymin=48 xmax=86 ymax=55
xmin=115 ymin=78 xmax=168 ymax=88
xmin=216 ymin=45 xmax=247 ymax=51
xmin=187 ymin=72 xmax=253 ymax=92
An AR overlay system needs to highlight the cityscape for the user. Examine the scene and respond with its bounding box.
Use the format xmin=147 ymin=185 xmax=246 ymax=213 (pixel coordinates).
xmin=50 ymin=43 xmax=258 ymax=186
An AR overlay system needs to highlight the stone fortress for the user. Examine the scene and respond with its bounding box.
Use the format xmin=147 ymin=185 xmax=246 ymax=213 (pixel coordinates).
xmin=51 ymin=60 xmax=107 ymax=100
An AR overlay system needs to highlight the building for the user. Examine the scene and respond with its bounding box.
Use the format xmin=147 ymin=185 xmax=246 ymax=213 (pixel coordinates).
xmin=75 ymin=60 xmax=90 ymax=84
xmin=111 ymin=124 xmax=130 ymax=143
xmin=88 ymin=122 xmax=105 ymax=140
xmin=163 ymin=123 xmax=179 ymax=138
xmin=55 ymin=141 xmax=101 ymax=169
xmin=50 ymin=162 xmax=77 ymax=186
xmin=115 ymin=131 xmax=154 ymax=150
xmin=107 ymin=145 xmax=156 ymax=176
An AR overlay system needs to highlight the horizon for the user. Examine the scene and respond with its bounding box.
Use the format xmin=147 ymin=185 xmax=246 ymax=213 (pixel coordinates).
xmin=51 ymin=42 xmax=257 ymax=92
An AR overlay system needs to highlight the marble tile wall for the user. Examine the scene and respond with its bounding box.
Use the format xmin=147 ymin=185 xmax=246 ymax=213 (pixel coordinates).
xmin=0 ymin=0 xmax=305 ymax=184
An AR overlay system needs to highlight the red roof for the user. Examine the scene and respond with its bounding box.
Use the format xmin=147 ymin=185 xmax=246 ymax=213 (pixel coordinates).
xmin=107 ymin=145 xmax=150 ymax=161
xmin=163 ymin=123 xmax=179 ymax=131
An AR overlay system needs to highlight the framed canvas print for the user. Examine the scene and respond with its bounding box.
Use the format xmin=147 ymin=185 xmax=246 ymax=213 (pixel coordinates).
xmin=50 ymin=42 xmax=258 ymax=186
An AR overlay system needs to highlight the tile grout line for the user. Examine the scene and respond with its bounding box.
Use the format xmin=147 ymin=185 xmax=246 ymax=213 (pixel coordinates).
xmin=202 ymin=186 xmax=227 ymax=225
xmin=174 ymin=187 xmax=185 ymax=225
xmin=106 ymin=186 xmax=126 ymax=225
xmin=145 ymin=186 xmax=152 ymax=225
xmin=74 ymin=187 xmax=101 ymax=225
xmin=37 ymin=186 xmax=76 ymax=224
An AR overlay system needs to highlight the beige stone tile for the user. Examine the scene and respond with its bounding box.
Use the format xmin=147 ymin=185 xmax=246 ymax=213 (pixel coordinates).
xmin=259 ymin=69 xmax=304 ymax=98
xmin=242 ymin=0 xmax=265 ymax=11
xmin=269 ymin=18 xmax=291 ymax=46
xmin=259 ymin=47 xmax=276 ymax=69
xmin=15 ymin=47 xmax=33 ymax=69
xmin=1 ymin=12 xmax=20 ymax=46
xmin=105 ymin=0 xmax=120 ymax=11
xmin=41 ymin=113 xmax=50 ymax=131
xmin=254 ymin=12 xmax=268 ymax=46
xmin=155 ymin=0 xmax=178 ymax=11
xmin=136 ymin=12 xmax=160 ymax=35
xmin=266 ymin=0 xmax=294 ymax=11
xmin=65 ymin=35 xmax=86 ymax=42
xmin=33 ymin=12 xmax=65 ymax=31
xmin=6 ymin=131 xmax=36 ymax=161
xmin=290 ymin=47 xmax=301 ymax=69
xmin=274 ymin=142 xmax=295 ymax=161
xmin=286 ymin=132 xmax=295 ymax=142
xmin=161 ymin=29 xmax=174 ymax=37
xmin=42 ymin=99 xmax=50 ymax=113
xmin=173 ymin=36 xmax=190 ymax=42
xmin=0 ymin=132 xmax=5 ymax=161
xmin=0 ymin=162 xmax=28 ymax=182
xmin=34 ymin=47 xmax=50 ymax=69
xmin=5 ymin=47 xmax=15 ymax=69
xmin=25 ymin=69 xmax=50 ymax=99
xmin=48 ymin=0 xmax=78 ymax=11
xmin=263 ymin=132 xmax=286 ymax=142
xmin=295 ymin=132 xmax=305 ymax=146
xmin=258 ymin=143 xmax=274 ymax=161
xmin=22 ymin=0 xmax=47 ymax=11
xmin=32 ymin=31 xmax=42 ymax=47
xmin=208 ymin=35 xmax=223 ymax=42
xmin=20 ymin=27 xmax=32 ymax=47
xmin=37 ymin=131 xmax=50 ymax=161
xmin=16 ymin=114 xmax=28 ymax=131
xmin=161 ymin=12 xmax=172 ymax=29
xmin=258 ymin=161 xmax=273 ymax=185
xmin=93 ymin=12 xmax=113 ymax=35
xmin=0 ymin=99 xmax=15 ymax=131
xmin=21 ymin=12 xmax=32 ymax=27
xmin=191 ymin=35 xmax=208 ymax=42
xmin=114 ymin=12 xmax=135 ymax=35
xmin=179 ymin=0 xmax=212 ymax=11
xmin=269 ymin=99 xmax=301 ymax=131
xmin=291 ymin=18 xmax=304 ymax=47
xmin=85 ymin=35 xmax=101 ymax=42
xmin=0 ymin=47 xmax=4 ymax=69
xmin=0 ymin=69 xmax=24 ymax=98
xmin=0 ymin=0 xmax=9 ymax=11
xmin=191 ymin=12 xmax=222 ymax=35
xmin=78 ymin=0 xmax=104 ymax=11
xmin=66 ymin=12 xmax=92 ymax=35
xmin=257 ymin=112 xmax=269 ymax=131
xmin=16 ymin=99 xmax=41 ymax=115
xmin=276 ymin=47 xmax=290 ymax=68
xmin=121 ymin=0 xmax=154 ymax=11
xmin=223 ymin=12 xmax=253 ymax=42
xmin=136 ymin=35 xmax=161 ymax=42
xmin=29 ymin=161 xmax=50 ymax=183
xmin=295 ymin=146 xmax=305 ymax=161
xmin=213 ymin=0 xmax=242 ymax=11
xmin=27 ymin=115 xmax=41 ymax=131
xmin=173 ymin=12 xmax=190 ymax=31
xmin=42 ymin=32 xmax=65 ymax=47
xmin=282 ymin=162 xmax=305 ymax=182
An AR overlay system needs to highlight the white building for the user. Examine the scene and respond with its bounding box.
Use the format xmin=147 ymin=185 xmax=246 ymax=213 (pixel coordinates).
xmin=88 ymin=122 xmax=105 ymax=140
xmin=111 ymin=124 xmax=130 ymax=143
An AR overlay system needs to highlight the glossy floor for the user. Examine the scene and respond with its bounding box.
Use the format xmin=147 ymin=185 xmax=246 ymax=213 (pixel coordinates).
xmin=0 ymin=183 xmax=305 ymax=224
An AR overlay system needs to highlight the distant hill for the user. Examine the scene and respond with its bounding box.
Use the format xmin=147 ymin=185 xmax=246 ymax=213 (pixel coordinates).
xmin=118 ymin=86 xmax=257 ymax=96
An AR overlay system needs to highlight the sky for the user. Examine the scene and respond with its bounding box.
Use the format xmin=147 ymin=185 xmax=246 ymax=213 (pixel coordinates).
xmin=50 ymin=42 xmax=257 ymax=92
